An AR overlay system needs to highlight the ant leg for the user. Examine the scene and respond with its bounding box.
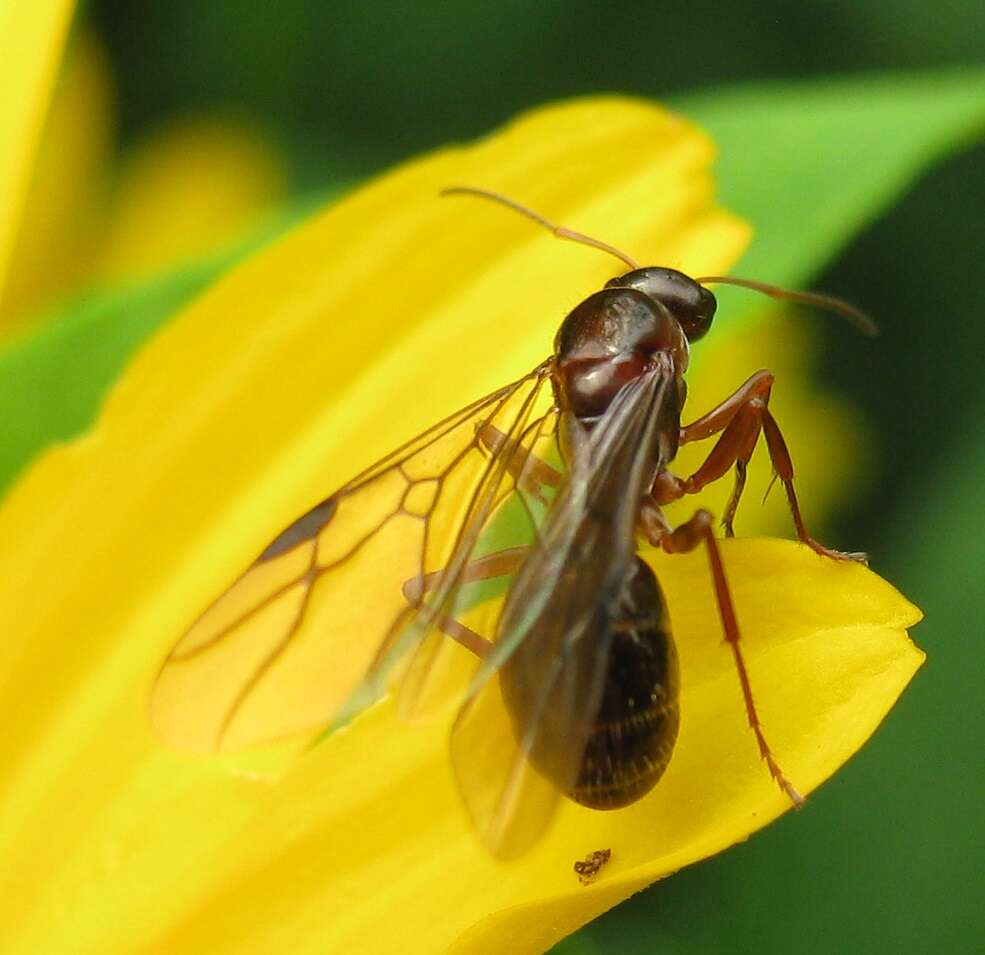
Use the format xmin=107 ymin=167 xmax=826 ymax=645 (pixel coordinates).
xmin=477 ymin=422 xmax=563 ymax=504
xmin=722 ymin=459 xmax=748 ymax=539
xmin=676 ymin=378 xmax=860 ymax=559
xmin=680 ymin=370 xmax=774 ymax=444
xmin=394 ymin=546 xmax=530 ymax=717
xmin=758 ymin=408 xmax=866 ymax=562
xmin=661 ymin=509 xmax=803 ymax=806
xmin=398 ymin=418 xmax=554 ymax=663
xmin=658 ymin=398 xmax=765 ymax=535
xmin=676 ymin=371 xmax=773 ymax=534
xmin=639 ymin=494 xmax=672 ymax=547
xmin=401 ymin=546 xmax=530 ymax=660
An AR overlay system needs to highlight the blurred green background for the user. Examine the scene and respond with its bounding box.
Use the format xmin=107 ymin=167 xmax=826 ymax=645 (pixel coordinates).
xmin=5 ymin=2 xmax=984 ymax=953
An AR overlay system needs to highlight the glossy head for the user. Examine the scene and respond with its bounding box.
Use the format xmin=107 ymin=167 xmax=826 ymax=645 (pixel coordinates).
xmin=606 ymin=267 xmax=717 ymax=342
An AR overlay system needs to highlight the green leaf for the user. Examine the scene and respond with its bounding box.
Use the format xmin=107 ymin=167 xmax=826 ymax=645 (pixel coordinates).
xmin=0 ymin=259 xmax=226 ymax=492
xmin=550 ymin=937 xmax=605 ymax=955
xmin=679 ymin=69 xmax=985 ymax=285
xmin=824 ymin=403 xmax=985 ymax=953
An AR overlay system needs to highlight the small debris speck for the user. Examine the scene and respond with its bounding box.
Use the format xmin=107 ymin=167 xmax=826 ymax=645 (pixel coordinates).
xmin=573 ymin=848 xmax=611 ymax=885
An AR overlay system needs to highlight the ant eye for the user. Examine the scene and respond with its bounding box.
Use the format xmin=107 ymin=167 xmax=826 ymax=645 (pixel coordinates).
xmin=606 ymin=267 xmax=717 ymax=342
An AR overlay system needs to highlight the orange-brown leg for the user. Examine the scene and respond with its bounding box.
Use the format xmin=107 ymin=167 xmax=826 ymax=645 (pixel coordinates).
xmin=401 ymin=546 xmax=530 ymax=660
xmin=476 ymin=422 xmax=563 ymax=505
xmin=671 ymin=371 xmax=860 ymax=559
xmin=653 ymin=394 xmax=765 ymax=535
xmin=758 ymin=407 xmax=866 ymax=562
xmin=681 ymin=397 xmax=765 ymax=537
xmin=668 ymin=371 xmax=775 ymax=537
xmin=661 ymin=509 xmax=803 ymax=806
xmin=679 ymin=370 xmax=774 ymax=444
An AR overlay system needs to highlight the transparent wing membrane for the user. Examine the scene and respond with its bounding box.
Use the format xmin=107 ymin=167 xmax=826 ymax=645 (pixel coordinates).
xmin=151 ymin=365 xmax=555 ymax=753
xmin=451 ymin=674 xmax=562 ymax=857
xmin=153 ymin=349 xmax=680 ymax=860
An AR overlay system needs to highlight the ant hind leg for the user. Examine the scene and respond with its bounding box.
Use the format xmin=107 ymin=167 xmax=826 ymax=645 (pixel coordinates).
xmin=660 ymin=509 xmax=803 ymax=806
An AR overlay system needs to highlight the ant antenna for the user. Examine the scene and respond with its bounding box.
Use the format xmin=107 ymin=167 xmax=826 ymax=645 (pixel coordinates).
xmin=695 ymin=274 xmax=878 ymax=337
xmin=441 ymin=187 xmax=876 ymax=336
xmin=441 ymin=186 xmax=640 ymax=272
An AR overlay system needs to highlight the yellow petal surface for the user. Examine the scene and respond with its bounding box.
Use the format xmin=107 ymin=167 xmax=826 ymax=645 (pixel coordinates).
xmin=0 ymin=98 xmax=920 ymax=954
xmin=0 ymin=30 xmax=287 ymax=332
xmin=0 ymin=29 xmax=114 ymax=329
xmin=95 ymin=116 xmax=288 ymax=283
xmin=0 ymin=0 xmax=76 ymax=301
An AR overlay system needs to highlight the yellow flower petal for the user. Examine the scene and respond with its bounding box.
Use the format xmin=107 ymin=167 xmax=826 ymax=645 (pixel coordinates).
xmin=141 ymin=541 xmax=919 ymax=955
xmin=0 ymin=30 xmax=114 ymax=329
xmin=0 ymin=97 xmax=919 ymax=954
xmin=0 ymin=0 xmax=76 ymax=300
xmin=0 ymin=31 xmax=286 ymax=332
xmin=95 ymin=116 xmax=288 ymax=283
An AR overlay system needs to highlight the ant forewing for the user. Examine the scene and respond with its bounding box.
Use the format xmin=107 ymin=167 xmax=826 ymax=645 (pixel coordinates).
xmin=151 ymin=188 xmax=873 ymax=858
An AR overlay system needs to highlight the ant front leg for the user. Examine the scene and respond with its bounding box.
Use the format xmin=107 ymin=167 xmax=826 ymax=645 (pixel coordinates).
xmin=674 ymin=370 xmax=861 ymax=561
xmin=660 ymin=508 xmax=803 ymax=806
xmin=676 ymin=370 xmax=772 ymax=536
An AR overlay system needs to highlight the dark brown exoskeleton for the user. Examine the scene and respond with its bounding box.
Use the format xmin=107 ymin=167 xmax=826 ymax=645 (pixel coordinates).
xmin=444 ymin=190 xmax=871 ymax=852
xmin=490 ymin=261 xmax=845 ymax=821
xmin=498 ymin=276 xmax=694 ymax=812
xmin=151 ymin=186 xmax=874 ymax=860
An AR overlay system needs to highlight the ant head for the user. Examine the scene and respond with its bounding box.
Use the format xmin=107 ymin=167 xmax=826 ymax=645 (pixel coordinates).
xmin=606 ymin=267 xmax=717 ymax=342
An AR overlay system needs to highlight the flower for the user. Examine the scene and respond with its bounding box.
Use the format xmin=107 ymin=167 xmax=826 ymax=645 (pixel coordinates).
xmin=0 ymin=89 xmax=921 ymax=954
xmin=0 ymin=26 xmax=287 ymax=335
xmin=0 ymin=0 xmax=76 ymax=307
